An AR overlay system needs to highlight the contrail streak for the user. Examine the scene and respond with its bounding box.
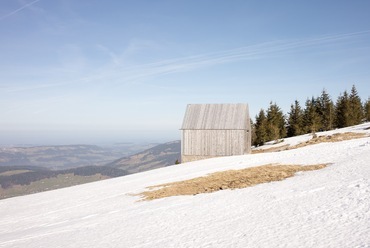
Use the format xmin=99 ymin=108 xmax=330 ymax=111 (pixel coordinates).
xmin=0 ymin=0 xmax=41 ymax=21
xmin=4 ymin=30 xmax=370 ymax=93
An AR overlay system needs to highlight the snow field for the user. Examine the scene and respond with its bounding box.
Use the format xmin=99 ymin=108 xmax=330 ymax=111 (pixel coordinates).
xmin=0 ymin=123 xmax=369 ymax=247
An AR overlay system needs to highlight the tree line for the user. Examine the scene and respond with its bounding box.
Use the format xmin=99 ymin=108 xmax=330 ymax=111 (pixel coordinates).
xmin=252 ymin=85 xmax=370 ymax=146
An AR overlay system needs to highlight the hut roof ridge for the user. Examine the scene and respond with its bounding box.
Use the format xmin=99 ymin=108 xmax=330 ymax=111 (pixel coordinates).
xmin=181 ymin=103 xmax=249 ymax=130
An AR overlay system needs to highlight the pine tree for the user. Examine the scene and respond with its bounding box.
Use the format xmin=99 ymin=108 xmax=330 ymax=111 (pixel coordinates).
xmin=253 ymin=109 xmax=268 ymax=146
xmin=287 ymin=100 xmax=304 ymax=137
xmin=335 ymin=91 xmax=350 ymax=128
xmin=316 ymin=89 xmax=335 ymax=131
xmin=314 ymin=96 xmax=324 ymax=131
xmin=364 ymin=98 xmax=370 ymax=122
xmin=250 ymin=119 xmax=257 ymax=147
xmin=266 ymin=102 xmax=286 ymax=141
xmin=303 ymin=97 xmax=321 ymax=134
xmin=348 ymin=85 xmax=363 ymax=125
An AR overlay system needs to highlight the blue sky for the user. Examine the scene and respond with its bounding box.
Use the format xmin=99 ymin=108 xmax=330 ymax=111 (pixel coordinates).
xmin=1 ymin=0 xmax=370 ymax=145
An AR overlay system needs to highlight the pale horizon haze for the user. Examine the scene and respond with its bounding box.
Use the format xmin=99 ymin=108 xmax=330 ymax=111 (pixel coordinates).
xmin=1 ymin=0 xmax=370 ymax=145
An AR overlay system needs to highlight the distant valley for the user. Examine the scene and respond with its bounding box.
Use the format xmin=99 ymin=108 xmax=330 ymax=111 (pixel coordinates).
xmin=0 ymin=165 xmax=126 ymax=199
xmin=0 ymin=141 xmax=181 ymax=199
xmin=0 ymin=143 xmax=157 ymax=170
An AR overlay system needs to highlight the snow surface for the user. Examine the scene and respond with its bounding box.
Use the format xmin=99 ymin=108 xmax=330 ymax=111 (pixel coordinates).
xmin=1 ymin=123 xmax=370 ymax=248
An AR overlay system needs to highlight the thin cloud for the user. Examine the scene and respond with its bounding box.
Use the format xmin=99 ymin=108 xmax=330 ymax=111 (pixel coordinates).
xmin=96 ymin=44 xmax=121 ymax=65
xmin=98 ymin=30 xmax=370 ymax=83
xmin=3 ymin=92 xmax=77 ymax=115
xmin=0 ymin=0 xmax=41 ymax=21
xmin=4 ymin=83 xmax=66 ymax=93
xmin=4 ymin=30 xmax=370 ymax=93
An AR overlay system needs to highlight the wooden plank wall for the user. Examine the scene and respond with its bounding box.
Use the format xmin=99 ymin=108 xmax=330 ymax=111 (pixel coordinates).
xmin=182 ymin=130 xmax=249 ymax=156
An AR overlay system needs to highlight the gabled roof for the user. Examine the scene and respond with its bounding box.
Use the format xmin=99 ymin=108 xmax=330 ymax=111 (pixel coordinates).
xmin=181 ymin=103 xmax=250 ymax=130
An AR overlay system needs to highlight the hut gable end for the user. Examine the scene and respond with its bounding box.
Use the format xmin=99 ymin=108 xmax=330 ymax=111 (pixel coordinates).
xmin=181 ymin=104 xmax=251 ymax=163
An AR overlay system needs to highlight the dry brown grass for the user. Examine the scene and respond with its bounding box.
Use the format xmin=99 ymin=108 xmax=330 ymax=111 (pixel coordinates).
xmin=0 ymin=170 xmax=31 ymax=176
xmin=292 ymin=132 xmax=367 ymax=148
xmin=136 ymin=163 xmax=328 ymax=201
xmin=252 ymin=132 xmax=367 ymax=154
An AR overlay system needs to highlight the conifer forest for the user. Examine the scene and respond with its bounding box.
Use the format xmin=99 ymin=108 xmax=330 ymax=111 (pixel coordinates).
xmin=252 ymin=85 xmax=370 ymax=146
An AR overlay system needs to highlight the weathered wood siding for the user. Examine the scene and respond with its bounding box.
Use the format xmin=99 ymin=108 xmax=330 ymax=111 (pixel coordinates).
xmin=182 ymin=130 xmax=248 ymax=156
xmin=180 ymin=103 xmax=251 ymax=163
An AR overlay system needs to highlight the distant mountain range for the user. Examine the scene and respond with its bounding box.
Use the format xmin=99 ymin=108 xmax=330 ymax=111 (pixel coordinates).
xmin=0 ymin=143 xmax=157 ymax=170
xmin=0 ymin=141 xmax=181 ymax=199
xmin=108 ymin=140 xmax=181 ymax=174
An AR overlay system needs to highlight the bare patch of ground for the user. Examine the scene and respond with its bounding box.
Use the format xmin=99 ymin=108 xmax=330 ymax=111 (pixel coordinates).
xmin=253 ymin=132 xmax=367 ymax=154
xmin=136 ymin=163 xmax=327 ymax=201
xmin=252 ymin=145 xmax=290 ymax=154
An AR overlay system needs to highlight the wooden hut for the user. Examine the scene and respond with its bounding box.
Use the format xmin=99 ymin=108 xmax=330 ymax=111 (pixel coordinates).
xmin=180 ymin=103 xmax=251 ymax=163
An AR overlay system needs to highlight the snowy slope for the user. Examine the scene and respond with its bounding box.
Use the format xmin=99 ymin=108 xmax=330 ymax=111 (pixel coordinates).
xmin=0 ymin=123 xmax=370 ymax=248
